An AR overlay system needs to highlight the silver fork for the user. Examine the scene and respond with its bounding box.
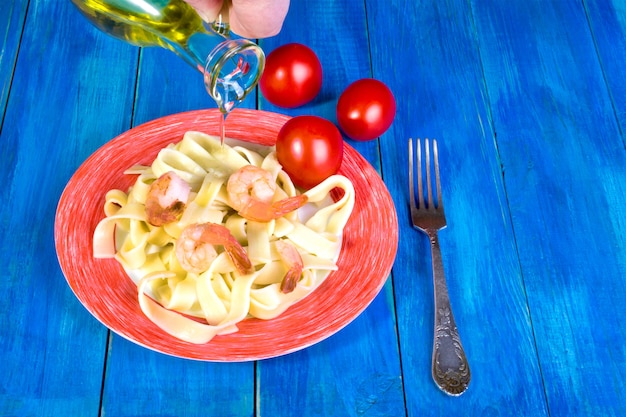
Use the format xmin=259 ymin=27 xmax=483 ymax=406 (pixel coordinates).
xmin=408 ymin=138 xmax=470 ymax=396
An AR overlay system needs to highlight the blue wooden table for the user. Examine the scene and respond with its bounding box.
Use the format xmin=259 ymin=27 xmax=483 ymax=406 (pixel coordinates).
xmin=2 ymin=0 xmax=626 ymax=415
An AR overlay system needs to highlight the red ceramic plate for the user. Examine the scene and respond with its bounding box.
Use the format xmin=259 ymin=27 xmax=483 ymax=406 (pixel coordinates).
xmin=55 ymin=109 xmax=398 ymax=361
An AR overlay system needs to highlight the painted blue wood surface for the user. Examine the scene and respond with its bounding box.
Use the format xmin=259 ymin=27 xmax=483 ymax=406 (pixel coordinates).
xmin=584 ymin=0 xmax=626 ymax=147
xmin=0 ymin=1 xmax=28 ymax=120
xmin=371 ymin=0 xmax=548 ymax=414
xmin=2 ymin=0 xmax=626 ymax=415
xmin=0 ymin=0 xmax=136 ymax=415
xmin=473 ymin=0 xmax=626 ymax=415
xmin=257 ymin=2 xmax=404 ymax=416
xmin=258 ymin=1 xmax=382 ymax=173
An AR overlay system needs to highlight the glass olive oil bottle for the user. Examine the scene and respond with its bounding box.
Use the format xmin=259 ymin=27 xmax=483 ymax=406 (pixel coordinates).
xmin=71 ymin=0 xmax=265 ymax=115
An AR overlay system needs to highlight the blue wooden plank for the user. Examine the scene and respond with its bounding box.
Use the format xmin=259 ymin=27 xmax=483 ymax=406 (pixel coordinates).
xmin=102 ymin=338 xmax=254 ymax=417
xmin=258 ymin=1 xmax=382 ymax=172
xmin=0 ymin=1 xmax=138 ymax=415
xmin=473 ymin=0 xmax=626 ymax=415
xmin=134 ymin=47 xmax=215 ymax=122
xmin=258 ymin=287 xmax=404 ymax=417
xmin=0 ymin=0 xmax=28 ymax=122
xmin=584 ymin=0 xmax=626 ymax=147
xmin=256 ymin=2 xmax=405 ymax=416
xmin=369 ymin=0 xmax=549 ymax=414
xmin=100 ymin=18 xmax=256 ymax=417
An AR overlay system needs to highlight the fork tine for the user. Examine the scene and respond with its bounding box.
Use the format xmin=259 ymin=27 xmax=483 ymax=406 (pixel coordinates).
xmin=408 ymin=137 xmax=467 ymax=394
xmin=425 ymin=138 xmax=433 ymax=209
xmin=433 ymin=139 xmax=443 ymax=209
xmin=408 ymin=138 xmax=416 ymax=210
xmin=417 ymin=138 xmax=424 ymax=209
xmin=410 ymin=138 xmax=443 ymax=212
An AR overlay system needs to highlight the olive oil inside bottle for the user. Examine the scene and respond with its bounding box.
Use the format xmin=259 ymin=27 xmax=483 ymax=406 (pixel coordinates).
xmin=72 ymin=0 xmax=204 ymax=50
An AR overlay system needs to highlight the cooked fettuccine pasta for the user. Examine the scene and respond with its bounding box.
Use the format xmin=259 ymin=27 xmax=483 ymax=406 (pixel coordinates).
xmin=92 ymin=131 xmax=355 ymax=344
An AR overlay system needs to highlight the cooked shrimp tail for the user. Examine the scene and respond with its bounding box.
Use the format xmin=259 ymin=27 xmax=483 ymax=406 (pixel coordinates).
xmin=145 ymin=171 xmax=191 ymax=226
xmin=227 ymin=165 xmax=307 ymax=222
xmin=275 ymin=240 xmax=304 ymax=294
xmin=200 ymin=223 xmax=253 ymax=275
xmin=239 ymin=194 xmax=308 ymax=223
xmin=176 ymin=223 xmax=252 ymax=275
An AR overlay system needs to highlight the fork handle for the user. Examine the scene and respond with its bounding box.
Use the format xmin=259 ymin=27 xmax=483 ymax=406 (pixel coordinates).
xmin=428 ymin=231 xmax=471 ymax=396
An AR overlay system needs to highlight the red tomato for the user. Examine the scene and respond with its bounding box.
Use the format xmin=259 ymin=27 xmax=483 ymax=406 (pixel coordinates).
xmin=276 ymin=116 xmax=343 ymax=189
xmin=260 ymin=43 xmax=323 ymax=108
xmin=336 ymin=78 xmax=396 ymax=141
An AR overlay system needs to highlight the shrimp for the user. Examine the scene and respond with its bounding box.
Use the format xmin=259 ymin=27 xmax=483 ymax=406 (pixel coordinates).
xmin=175 ymin=223 xmax=253 ymax=275
xmin=275 ymin=240 xmax=304 ymax=294
xmin=145 ymin=171 xmax=191 ymax=227
xmin=227 ymin=165 xmax=308 ymax=222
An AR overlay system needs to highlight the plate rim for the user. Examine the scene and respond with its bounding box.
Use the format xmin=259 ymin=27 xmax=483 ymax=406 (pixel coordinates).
xmin=54 ymin=108 xmax=399 ymax=361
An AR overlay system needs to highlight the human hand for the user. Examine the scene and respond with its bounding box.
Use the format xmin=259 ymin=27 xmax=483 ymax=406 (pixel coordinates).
xmin=184 ymin=0 xmax=290 ymax=39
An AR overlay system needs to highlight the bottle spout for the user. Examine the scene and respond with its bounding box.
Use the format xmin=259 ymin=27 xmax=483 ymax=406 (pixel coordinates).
xmin=203 ymin=39 xmax=265 ymax=114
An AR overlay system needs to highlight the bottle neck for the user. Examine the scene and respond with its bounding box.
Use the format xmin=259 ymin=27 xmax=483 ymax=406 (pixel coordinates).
xmin=183 ymin=29 xmax=227 ymax=72
xmin=165 ymin=25 xmax=264 ymax=114
xmin=202 ymin=38 xmax=265 ymax=114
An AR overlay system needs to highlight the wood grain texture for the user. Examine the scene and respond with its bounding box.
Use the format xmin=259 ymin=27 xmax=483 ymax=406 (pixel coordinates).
xmin=0 ymin=1 xmax=27 ymax=120
xmin=370 ymin=0 xmax=549 ymax=414
xmin=584 ymin=0 xmax=626 ymax=148
xmin=103 ymin=338 xmax=255 ymax=417
xmin=258 ymin=0 xmax=383 ymax=171
xmin=256 ymin=1 xmax=405 ymax=416
xmin=473 ymin=0 xmax=626 ymax=415
xmin=0 ymin=1 xmax=137 ymax=415
xmin=3 ymin=0 xmax=626 ymax=415
xmin=258 ymin=288 xmax=404 ymax=417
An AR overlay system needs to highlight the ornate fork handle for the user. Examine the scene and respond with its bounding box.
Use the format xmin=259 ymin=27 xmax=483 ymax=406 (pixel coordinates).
xmin=428 ymin=230 xmax=470 ymax=396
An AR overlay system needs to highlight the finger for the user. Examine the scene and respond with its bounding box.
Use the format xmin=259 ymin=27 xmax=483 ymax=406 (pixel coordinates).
xmin=183 ymin=0 xmax=224 ymax=22
xmin=229 ymin=0 xmax=290 ymax=38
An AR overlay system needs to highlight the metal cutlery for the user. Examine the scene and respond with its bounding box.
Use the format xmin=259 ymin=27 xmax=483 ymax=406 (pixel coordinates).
xmin=408 ymin=138 xmax=470 ymax=396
